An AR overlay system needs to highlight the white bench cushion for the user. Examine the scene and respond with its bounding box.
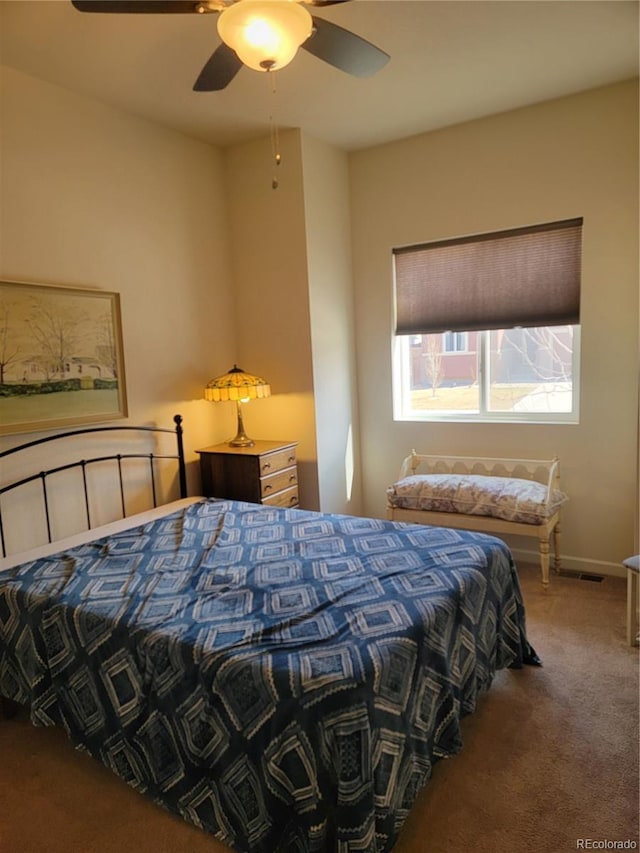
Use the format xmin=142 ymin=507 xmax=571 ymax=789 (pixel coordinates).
xmin=386 ymin=474 xmax=568 ymax=525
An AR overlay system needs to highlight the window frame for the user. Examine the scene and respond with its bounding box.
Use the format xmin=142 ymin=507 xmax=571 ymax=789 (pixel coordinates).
xmin=392 ymin=218 xmax=582 ymax=425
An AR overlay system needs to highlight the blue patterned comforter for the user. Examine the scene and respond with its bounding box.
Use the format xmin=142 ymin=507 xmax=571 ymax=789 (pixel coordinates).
xmin=0 ymin=498 xmax=531 ymax=852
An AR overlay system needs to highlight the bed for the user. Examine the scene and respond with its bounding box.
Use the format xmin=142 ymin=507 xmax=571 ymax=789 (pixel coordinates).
xmin=0 ymin=417 xmax=538 ymax=852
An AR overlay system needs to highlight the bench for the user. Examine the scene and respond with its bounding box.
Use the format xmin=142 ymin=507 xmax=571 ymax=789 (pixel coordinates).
xmin=386 ymin=451 xmax=568 ymax=586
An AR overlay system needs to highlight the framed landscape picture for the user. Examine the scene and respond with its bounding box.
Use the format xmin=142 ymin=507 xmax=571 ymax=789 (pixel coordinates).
xmin=0 ymin=280 xmax=128 ymax=435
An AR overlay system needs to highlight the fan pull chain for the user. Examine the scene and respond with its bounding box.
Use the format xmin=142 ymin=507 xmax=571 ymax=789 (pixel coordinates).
xmin=267 ymin=71 xmax=281 ymax=190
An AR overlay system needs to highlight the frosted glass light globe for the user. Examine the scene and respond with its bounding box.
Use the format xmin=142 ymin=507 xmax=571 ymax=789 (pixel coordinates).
xmin=217 ymin=0 xmax=313 ymax=71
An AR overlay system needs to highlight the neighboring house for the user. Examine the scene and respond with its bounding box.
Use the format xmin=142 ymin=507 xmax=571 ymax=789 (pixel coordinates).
xmin=409 ymin=327 xmax=574 ymax=389
xmin=8 ymin=355 xmax=112 ymax=384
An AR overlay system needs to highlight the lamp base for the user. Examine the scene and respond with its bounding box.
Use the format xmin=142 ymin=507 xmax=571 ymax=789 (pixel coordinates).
xmin=228 ymin=400 xmax=255 ymax=447
xmin=229 ymin=435 xmax=255 ymax=448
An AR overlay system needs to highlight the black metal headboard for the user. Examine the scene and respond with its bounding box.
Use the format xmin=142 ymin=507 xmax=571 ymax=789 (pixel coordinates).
xmin=0 ymin=414 xmax=187 ymax=558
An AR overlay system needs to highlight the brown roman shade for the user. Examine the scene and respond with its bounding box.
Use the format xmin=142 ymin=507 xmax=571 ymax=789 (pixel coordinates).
xmin=393 ymin=218 xmax=582 ymax=336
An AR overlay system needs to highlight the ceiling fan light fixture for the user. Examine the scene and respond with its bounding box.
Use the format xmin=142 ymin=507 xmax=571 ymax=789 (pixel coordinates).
xmin=217 ymin=0 xmax=313 ymax=72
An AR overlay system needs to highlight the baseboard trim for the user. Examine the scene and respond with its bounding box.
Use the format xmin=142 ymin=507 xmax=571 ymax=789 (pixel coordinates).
xmin=509 ymin=547 xmax=627 ymax=580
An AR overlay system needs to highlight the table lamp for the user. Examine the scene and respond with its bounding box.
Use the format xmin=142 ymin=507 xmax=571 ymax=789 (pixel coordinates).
xmin=204 ymin=364 xmax=271 ymax=447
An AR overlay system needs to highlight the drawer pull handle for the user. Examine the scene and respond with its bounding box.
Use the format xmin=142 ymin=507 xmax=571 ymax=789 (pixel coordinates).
xmin=289 ymin=496 xmax=297 ymax=505
xmin=288 ymin=456 xmax=295 ymax=463
xmin=264 ymin=485 xmax=273 ymax=492
xmin=262 ymin=462 xmax=271 ymax=471
xmin=289 ymin=475 xmax=296 ymax=483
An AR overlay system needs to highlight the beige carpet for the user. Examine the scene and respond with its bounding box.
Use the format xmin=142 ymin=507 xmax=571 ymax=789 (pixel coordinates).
xmin=1 ymin=563 xmax=638 ymax=853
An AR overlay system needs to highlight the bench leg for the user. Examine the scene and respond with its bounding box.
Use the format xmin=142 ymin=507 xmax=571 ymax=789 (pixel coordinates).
xmin=539 ymin=539 xmax=550 ymax=587
xmin=627 ymin=569 xmax=639 ymax=646
xmin=553 ymin=522 xmax=562 ymax=573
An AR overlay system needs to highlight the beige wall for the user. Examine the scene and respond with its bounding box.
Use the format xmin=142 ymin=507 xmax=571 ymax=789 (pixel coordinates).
xmin=349 ymin=79 xmax=639 ymax=573
xmin=0 ymin=66 xmax=237 ymax=502
xmin=301 ymin=132 xmax=362 ymax=515
xmin=0 ymin=69 xmax=362 ymax=525
xmin=222 ymin=129 xmax=321 ymax=508
xmin=222 ymin=130 xmax=364 ymax=514
xmin=2 ymin=65 xmax=638 ymax=572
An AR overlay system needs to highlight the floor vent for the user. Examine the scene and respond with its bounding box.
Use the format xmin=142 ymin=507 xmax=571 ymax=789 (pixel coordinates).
xmin=557 ymin=570 xmax=604 ymax=583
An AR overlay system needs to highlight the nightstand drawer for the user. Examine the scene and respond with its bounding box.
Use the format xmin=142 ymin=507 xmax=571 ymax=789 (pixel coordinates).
xmin=259 ymin=447 xmax=297 ymax=476
xmin=262 ymin=485 xmax=299 ymax=508
xmin=260 ymin=467 xmax=298 ymax=499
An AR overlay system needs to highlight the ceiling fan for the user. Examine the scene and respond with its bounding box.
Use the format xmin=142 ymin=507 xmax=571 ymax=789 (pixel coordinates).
xmin=70 ymin=0 xmax=390 ymax=91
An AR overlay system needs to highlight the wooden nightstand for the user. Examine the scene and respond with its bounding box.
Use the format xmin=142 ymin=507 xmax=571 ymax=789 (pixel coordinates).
xmin=196 ymin=440 xmax=299 ymax=508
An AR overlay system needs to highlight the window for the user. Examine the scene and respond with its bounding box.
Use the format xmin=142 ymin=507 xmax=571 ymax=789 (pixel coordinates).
xmin=392 ymin=219 xmax=582 ymax=423
xmin=443 ymin=331 xmax=468 ymax=353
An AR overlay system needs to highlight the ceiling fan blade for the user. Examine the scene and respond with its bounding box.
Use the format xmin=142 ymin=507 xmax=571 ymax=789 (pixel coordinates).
xmin=71 ymin=1 xmax=199 ymax=13
xmin=193 ymin=42 xmax=243 ymax=91
xmin=304 ymin=15 xmax=389 ymax=77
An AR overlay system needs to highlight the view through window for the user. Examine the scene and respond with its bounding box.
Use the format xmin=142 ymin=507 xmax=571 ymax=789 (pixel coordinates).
xmin=394 ymin=325 xmax=579 ymax=421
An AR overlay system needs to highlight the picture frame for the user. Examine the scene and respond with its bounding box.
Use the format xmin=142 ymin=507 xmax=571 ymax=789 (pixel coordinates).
xmin=0 ymin=280 xmax=128 ymax=436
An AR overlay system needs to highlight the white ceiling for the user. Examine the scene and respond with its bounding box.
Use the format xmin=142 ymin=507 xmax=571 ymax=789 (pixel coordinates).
xmin=1 ymin=0 xmax=638 ymax=151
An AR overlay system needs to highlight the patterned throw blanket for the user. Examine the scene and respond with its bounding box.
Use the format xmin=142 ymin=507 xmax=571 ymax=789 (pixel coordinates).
xmin=0 ymin=499 xmax=532 ymax=852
